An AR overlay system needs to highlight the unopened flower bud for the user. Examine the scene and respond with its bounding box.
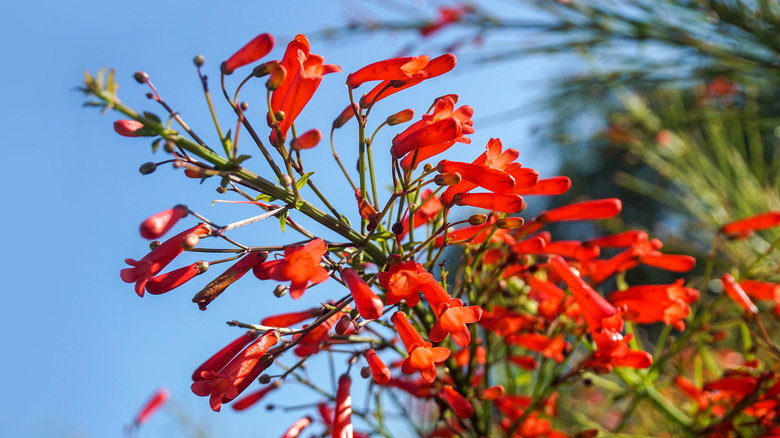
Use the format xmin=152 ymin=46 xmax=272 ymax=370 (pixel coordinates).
xmin=334 ymin=315 xmax=353 ymax=335
xmin=496 ymin=217 xmax=525 ymax=229
xmin=291 ymin=129 xmax=322 ymax=150
xmin=216 ymin=186 xmax=226 ymax=194
xmin=333 ymin=103 xmax=359 ymax=129
xmin=193 ymin=54 xmax=205 ymax=67
xmin=360 ymin=367 xmax=371 ymax=379
xmin=145 ymin=92 xmax=154 ymax=99
xmin=387 ymin=254 xmax=403 ymax=266
xmin=435 ymin=172 xmax=462 ymax=186
xmin=182 ymin=233 xmax=200 ymax=250
xmin=258 ymin=374 xmax=272 ymax=384
xmin=280 ymin=175 xmax=292 ymax=187
xmin=265 ymin=404 xmax=275 ymax=411
xmin=273 ymin=284 xmax=288 ymax=297
xmin=386 ymin=109 xmax=414 ymax=126
xmin=139 ymin=162 xmax=157 ymax=175
xmin=274 ymin=111 xmax=285 ymax=121
xmin=423 ymin=163 xmax=433 ymax=172
xmin=252 ymin=60 xmax=279 ymax=78
xmin=434 ymin=94 xmax=459 ymax=105
xmin=163 ymin=141 xmax=175 ymax=153
xmin=266 ymin=64 xmax=287 ymax=90
xmin=114 ymin=120 xmax=145 ymax=137
xmin=240 ymin=101 xmax=249 ymax=111
xmin=468 ymin=214 xmax=487 ymax=225
xmin=392 ymin=222 xmax=405 ymax=235
xmin=149 ymin=240 xmax=161 ymax=250
xmin=350 ymin=308 xmax=360 ymax=320
xmin=133 ymin=71 xmax=149 ymax=84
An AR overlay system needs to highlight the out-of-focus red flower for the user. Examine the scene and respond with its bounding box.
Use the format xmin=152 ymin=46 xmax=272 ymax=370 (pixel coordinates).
xmin=221 ymin=33 xmax=274 ymax=75
xmin=584 ymin=230 xmax=648 ymax=248
xmin=609 ymin=279 xmax=699 ymax=330
xmin=280 ymin=416 xmax=313 ymax=438
xmin=392 ymin=312 xmax=451 ymax=383
xmin=509 ymin=355 xmax=538 ymax=370
xmin=544 ymin=240 xmax=600 ymax=261
xmin=332 ymin=374 xmax=353 ymax=438
xmin=133 ymin=387 xmax=170 ymax=426
xmin=114 ymin=119 xmax=145 ymax=137
xmin=377 ymin=260 xmax=434 ymax=307
xmin=191 ymin=331 xmax=279 ymax=412
xmin=192 ymin=251 xmax=268 ymax=310
xmin=253 ymin=239 xmax=330 ymax=299
xmin=479 ymin=306 xmax=537 ymax=337
xmin=231 ymin=380 xmax=280 ymax=411
xmin=269 ymin=35 xmax=340 ymax=143
xmin=121 ymin=223 xmax=211 ymax=297
xmin=740 ymin=279 xmax=780 ymax=315
xmin=354 ymin=54 xmax=457 ymax=108
xmin=511 ymin=176 xmax=571 ymax=196
xmin=420 ymin=6 xmax=469 ymax=36
xmin=722 ymin=273 xmax=758 ymax=314
xmin=479 ymin=385 xmax=505 ymax=400
xmin=145 ymin=261 xmax=207 ymax=295
xmin=341 ymin=268 xmax=384 ymax=320
xmin=508 ymin=333 xmax=568 ymax=362
xmin=440 ymin=385 xmax=474 ymax=418
xmin=720 ymin=211 xmax=780 ymax=238
xmin=637 ymin=253 xmax=696 ymax=272
xmin=140 ymin=205 xmax=188 ymax=239
xmin=291 ymin=309 xmax=345 ymax=357
xmin=540 ymin=198 xmax=622 ymax=223
xmin=393 ymin=96 xmax=474 ymax=166
xmin=364 ymin=349 xmax=391 ymax=384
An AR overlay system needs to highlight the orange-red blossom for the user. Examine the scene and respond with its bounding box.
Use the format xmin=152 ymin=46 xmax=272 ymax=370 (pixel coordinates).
xmin=392 ymin=311 xmax=451 ymax=383
xmin=253 ymin=239 xmax=329 ymax=299
xmin=341 ymin=267 xmax=384 ymax=320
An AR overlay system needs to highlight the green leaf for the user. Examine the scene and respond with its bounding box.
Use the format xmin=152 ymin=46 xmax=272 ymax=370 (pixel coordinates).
xmin=255 ymin=193 xmax=277 ymax=202
xmin=370 ymin=230 xmax=395 ymax=243
xmin=339 ymin=215 xmax=351 ymax=227
xmin=142 ymin=111 xmax=162 ymax=124
xmin=220 ymin=175 xmax=230 ymax=190
xmin=295 ymin=171 xmax=315 ymax=189
xmin=279 ymin=210 xmax=289 ymax=232
xmin=151 ymin=138 xmax=161 ymax=153
xmin=233 ymin=154 xmax=252 ymax=165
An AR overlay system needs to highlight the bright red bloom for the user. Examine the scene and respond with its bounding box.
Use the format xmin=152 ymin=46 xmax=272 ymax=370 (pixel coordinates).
xmin=192 ymin=251 xmax=268 ymax=310
xmin=357 ymin=54 xmax=457 ymax=108
xmin=364 ymin=349 xmax=391 ymax=384
xmin=509 ymin=333 xmax=568 ymax=362
xmin=253 ymin=239 xmax=329 ymax=299
xmin=584 ymin=230 xmax=648 ymax=248
xmin=433 ymin=215 xmax=515 ymax=247
xmin=377 ymin=260 xmax=434 ymax=307
xmin=422 ymin=280 xmax=482 ymax=347
xmin=332 ymin=375 xmax=353 ymax=438
xmin=191 ymin=330 xmax=279 ymax=412
xmin=121 ymin=223 xmax=211 ymax=297
xmin=231 ymin=380 xmax=280 ymax=411
xmin=355 ymin=189 xmax=380 ymax=225
xmin=133 ymin=387 xmax=169 ymax=426
xmin=221 ymin=33 xmax=274 ymax=75
xmin=453 ymin=192 xmax=525 ymax=213
xmin=392 ymin=312 xmax=451 ymax=383
xmin=269 ymin=35 xmax=340 ymax=143
xmin=544 ymin=240 xmax=600 ymax=261
xmin=479 ymin=385 xmax=505 ymax=400
xmin=291 ymin=308 xmax=346 ymax=357
xmin=437 ymin=160 xmax=517 ymax=194
xmin=145 ymin=261 xmax=206 ymax=295
xmin=608 ymin=279 xmax=699 ymax=330
xmin=114 ymin=119 xmax=145 ymax=137
xmin=538 ymin=198 xmax=622 ymax=223
xmin=392 ymin=96 xmax=474 ymax=165
xmin=480 ymin=306 xmax=537 ymax=336
xmin=281 ymin=416 xmax=313 ymax=438
xmin=192 ymin=331 xmax=259 ymax=381
xmin=140 ymin=205 xmax=188 ymax=239
xmin=261 ymin=308 xmax=320 ymax=327
xmin=720 ymin=211 xmax=780 ymax=238
xmin=722 ymin=273 xmax=758 ymax=314
xmin=440 ymin=385 xmax=474 ymax=418
xmin=341 ymin=268 xmax=384 ymax=320
xmin=420 ymin=6 xmax=469 ymax=36
xmin=347 ymin=55 xmax=431 ymax=88
xmin=511 ymin=176 xmax=571 ymax=196
xmin=291 ymin=128 xmax=322 ymax=150
xmin=638 ymin=253 xmax=696 ymax=272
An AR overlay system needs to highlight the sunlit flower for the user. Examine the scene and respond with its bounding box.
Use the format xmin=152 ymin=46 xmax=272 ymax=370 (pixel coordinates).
xmin=139 ymin=205 xmax=188 ymax=239
xmin=377 ymin=260 xmax=434 ymax=307
xmin=221 ymin=33 xmax=274 ymax=75
xmin=440 ymin=385 xmax=474 ymax=418
xmin=253 ymin=239 xmax=330 ymax=299
xmin=392 ymin=312 xmax=451 ymax=383
xmin=341 ymin=267 xmax=384 ymax=320
xmin=133 ymin=387 xmax=170 ymax=426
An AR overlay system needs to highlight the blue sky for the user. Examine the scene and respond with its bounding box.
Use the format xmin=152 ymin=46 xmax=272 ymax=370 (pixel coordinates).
xmin=1 ymin=1 xmax=567 ymax=437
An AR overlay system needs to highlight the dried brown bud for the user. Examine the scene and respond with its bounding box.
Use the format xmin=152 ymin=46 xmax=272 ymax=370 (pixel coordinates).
xmin=258 ymin=374 xmax=272 ymax=384
xmin=273 ymin=284 xmax=288 ymax=298
xmin=240 ymin=101 xmax=249 ymax=111
xmin=334 ymin=315 xmax=353 ymax=335
xmin=496 ymin=217 xmax=525 ymax=229
xmin=386 ymin=109 xmax=414 ymax=126
xmin=333 ymin=103 xmax=359 ymax=129
xmin=360 ymin=367 xmax=372 ymax=379
xmin=139 ymin=162 xmax=157 ymax=175
xmin=435 ymin=172 xmax=462 ymax=186
xmin=266 ymin=64 xmax=287 ymax=90
xmin=253 ymin=60 xmax=279 ymax=78
xmin=163 ymin=141 xmax=175 ymax=153
xmin=392 ymin=222 xmax=405 ymax=235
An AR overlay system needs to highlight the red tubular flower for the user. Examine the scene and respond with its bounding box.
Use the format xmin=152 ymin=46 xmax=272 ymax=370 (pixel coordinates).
xmin=121 ymin=223 xmax=211 ymax=297
xmin=231 ymin=380 xmax=280 ymax=411
xmin=364 ymin=349 xmax=391 ymax=384
xmin=392 ymin=312 xmax=451 ymax=383
xmin=538 ymin=198 xmax=622 ymax=223
xmin=638 ymin=253 xmax=696 ymax=272
xmin=549 ymin=256 xmax=620 ymax=334
xmin=114 ymin=119 xmax=145 ymax=137
xmin=512 ymin=176 xmax=571 ymax=196
xmin=358 ymin=54 xmax=457 ymax=108
xmin=722 ymin=273 xmax=758 ymax=314
xmin=720 ymin=211 xmax=780 ymax=238
xmin=355 ymin=189 xmax=380 ymax=225
xmin=347 ymin=55 xmax=431 ymax=88
xmin=133 ymin=387 xmax=170 ymax=426
xmin=145 ymin=261 xmax=207 ymax=295
xmin=509 ymin=355 xmax=538 ymax=370
xmin=253 ymin=239 xmax=329 ymax=299
xmin=391 ymin=118 xmax=462 ymax=158
xmin=377 ymin=260 xmax=434 ymax=307
xmin=422 ymin=281 xmax=482 ymax=347
xmin=261 ymin=308 xmax=320 ymax=327
xmin=332 ymin=374 xmax=353 ymax=438
xmin=269 ymin=35 xmax=340 ymax=143
xmin=192 ymin=251 xmax=268 ymax=310
xmin=140 ymin=205 xmax=188 ymax=239
xmin=290 ymin=128 xmax=322 ymax=150
xmin=544 ymin=240 xmax=600 ymax=261
xmin=479 ymin=385 xmax=505 ymax=400
xmin=192 ymin=331 xmax=260 ymax=382
xmin=479 ymin=306 xmax=537 ymax=336
xmin=420 ymin=6 xmax=468 ymax=36
xmin=437 ymin=160 xmax=517 ymax=194
xmin=509 ymin=333 xmax=568 ymax=362
xmin=739 ymin=279 xmax=780 ymax=303
xmin=452 ymin=192 xmax=525 ymax=213
xmin=341 ymin=268 xmax=384 ymax=320
xmin=191 ymin=330 xmax=279 ymax=412
xmin=221 ymin=33 xmax=274 ymax=75
xmin=608 ymin=279 xmax=699 ymax=330
xmin=292 ymin=308 xmax=346 ymax=357
xmin=441 ymin=385 xmax=474 ymax=418
xmin=281 ymin=416 xmax=313 ymax=438
xmin=585 ymin=230 xmax=648 ymax=248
